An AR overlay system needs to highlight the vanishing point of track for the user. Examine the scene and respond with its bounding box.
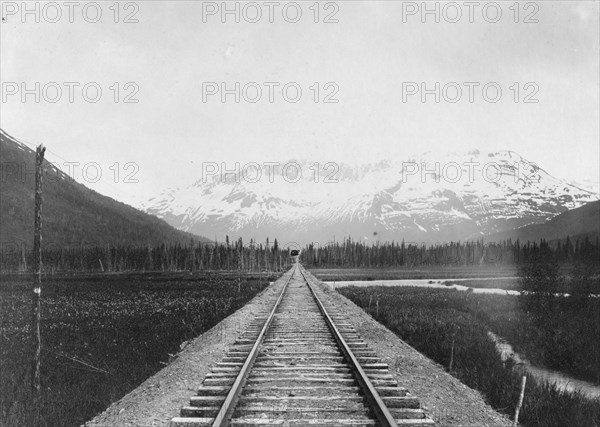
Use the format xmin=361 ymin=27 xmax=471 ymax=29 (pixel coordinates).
xmin=171 ymin=263 xmax=434 ymax=426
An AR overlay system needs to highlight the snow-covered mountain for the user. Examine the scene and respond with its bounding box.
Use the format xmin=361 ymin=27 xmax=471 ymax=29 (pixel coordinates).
xmin=141 ymin=150 xmax=598 ymax=245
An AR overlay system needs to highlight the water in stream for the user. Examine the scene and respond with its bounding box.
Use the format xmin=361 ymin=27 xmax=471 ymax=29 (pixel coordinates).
xmin=326 ymin=278 xmax=600 ymax=400
xmin=325 ymin=278 xmax=521 ymax=295
xmin=488 ymin=331 xmax=600 ymax=400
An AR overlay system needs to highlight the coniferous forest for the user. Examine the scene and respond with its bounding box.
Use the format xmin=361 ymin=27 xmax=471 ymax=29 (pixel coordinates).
xmin=1 ymin=235 xmax=598 ymax=274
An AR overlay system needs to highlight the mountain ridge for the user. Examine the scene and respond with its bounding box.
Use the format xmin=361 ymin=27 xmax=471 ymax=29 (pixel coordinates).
xmin=142 ymin=150 xmax=598 ymax=245
xmin=485 ymin=200 xmax=600 ymax=244
xmin=0 ymin=129 xmax=208 ymax=249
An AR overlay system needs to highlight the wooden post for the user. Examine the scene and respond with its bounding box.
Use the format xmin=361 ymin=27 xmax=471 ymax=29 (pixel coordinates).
xmin=595 ymin=302 xmax=600 ymax=385
xmin=21 ymin=244 xmax=27 ymax=272
xmin=513 ymin=375 xmax=527 ymax=426
xmin=31 ymin=145 xmax=45 ymax=417
xmin=448 ymin=338 xmax=455 ymax=372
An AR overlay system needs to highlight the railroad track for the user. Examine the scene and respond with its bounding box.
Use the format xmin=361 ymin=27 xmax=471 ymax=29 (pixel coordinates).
xmin=171 ymin=264 xmax=434 ymax=427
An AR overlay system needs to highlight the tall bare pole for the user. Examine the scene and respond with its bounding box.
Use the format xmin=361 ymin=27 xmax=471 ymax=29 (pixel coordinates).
xmin=32 ymin=145 xmax=45 ymax=403
xmin=513 ymin=375 xmax=527 ymax=427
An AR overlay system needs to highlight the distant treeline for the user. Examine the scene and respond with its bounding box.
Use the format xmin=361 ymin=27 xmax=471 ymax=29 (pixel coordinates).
xmin=0 ymin=237 xmax=293 ymax=273
xmin=298 ymin=236 xmax=599 ymax=268
xmin=1 ymin=235 xmax=598 ymax=273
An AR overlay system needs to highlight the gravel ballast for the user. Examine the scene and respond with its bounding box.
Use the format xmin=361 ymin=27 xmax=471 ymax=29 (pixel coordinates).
xmin=84 ymin=268 xmax=512 ymax=427
xmin=303 ymin=269 xmax=512 ymax=427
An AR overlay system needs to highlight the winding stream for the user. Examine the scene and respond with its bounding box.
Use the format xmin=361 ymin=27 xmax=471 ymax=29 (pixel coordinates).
xmin=324 ymin=278 xmax=521 ymax=295
xmin=488 ymin=331 xmax=600 ymax=400
xmin=326 ymin=278 xmax=600 ymax=400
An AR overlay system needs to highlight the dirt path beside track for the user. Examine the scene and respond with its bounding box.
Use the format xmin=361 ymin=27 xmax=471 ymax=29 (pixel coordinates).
xmin=85 ymin=267 xmax=512 ymax=427
xmin=303 ymin=269 xmax=512 ymax=427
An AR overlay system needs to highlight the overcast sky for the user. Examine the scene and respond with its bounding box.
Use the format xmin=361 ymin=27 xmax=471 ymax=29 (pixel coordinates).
xmin=1 ymin=1 xmax=598 ymax=205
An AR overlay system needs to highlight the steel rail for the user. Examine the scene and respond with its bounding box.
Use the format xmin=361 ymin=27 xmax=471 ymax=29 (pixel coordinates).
xmin=298 ymin=264 xmax=399 ymax=427
xmin=211 ymin=265 xmax=297 ymax=427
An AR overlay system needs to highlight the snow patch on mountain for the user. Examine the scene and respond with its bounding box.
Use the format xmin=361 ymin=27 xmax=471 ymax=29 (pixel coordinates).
xmin=141 ymin=150 xmax=598 ymax=243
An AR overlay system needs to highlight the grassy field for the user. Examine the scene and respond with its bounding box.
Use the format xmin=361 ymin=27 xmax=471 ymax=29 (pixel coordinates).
xmin=0 ymin=272 xmax=270 ymax=427
xmin=312 ymin=266 xmax=518 ymax=282
xmin=338 ymin=285 xmax=600 ymax=427
xmin=441 ymin=277 xmax=520 ymax=290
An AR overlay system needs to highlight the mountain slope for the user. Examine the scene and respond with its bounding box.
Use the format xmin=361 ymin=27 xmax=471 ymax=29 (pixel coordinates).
xmin=485 ymin=200 xmax=600 ymax=243
xmin=142 ymin=151 xmax=598 ymax=244
xmin=0 ymin=129 xmax=207 ymax=249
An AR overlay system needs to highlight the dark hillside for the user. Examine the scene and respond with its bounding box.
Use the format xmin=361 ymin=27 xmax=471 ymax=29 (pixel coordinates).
xmin=0 ymin=129 xmax=207 ymax=249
